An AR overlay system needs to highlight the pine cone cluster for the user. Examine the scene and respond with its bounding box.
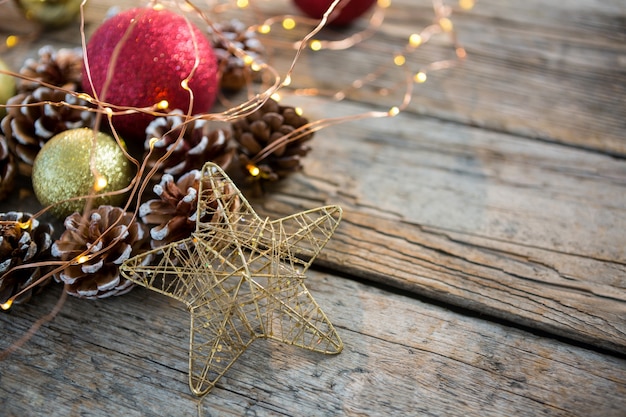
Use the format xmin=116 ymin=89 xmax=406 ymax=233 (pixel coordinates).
xmin=232 ymin=98 xmax=314 ymax=181
xmin=1 ymin=87 xmax=93 ymax=176
xmin=0 ymin=134 xmax=17 ymax=200
xmin=211 ymin=19 xmax=266 ymax=91
xmin=51 ymin=206 xmax=149 ymax=299
xmin=144 ymin=110 xmax=234 ymax=183
xmin=17 ymin=45 xmax=84 ymax=94
xmin=0 ymin=212 xmax=54 ymax=306
xmin=140 ymin=170 xmax=241 ymax=249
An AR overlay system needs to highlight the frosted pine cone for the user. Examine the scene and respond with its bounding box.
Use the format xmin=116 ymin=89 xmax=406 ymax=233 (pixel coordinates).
xmin=144 ymin=110 xmax=234 ymax=183
xmin=52 ymin=206 xmax=150 ymax=299
xmin=140 ymin=170 xmax=240 ymax=249
xmin=0 ymin=212 xmax=54 ymax=306
xmin=17 ymin=45 xmax=84 ymax=94
xmin=0 ymin=134 xmax=17 ymax=200
xmin=232 ymin=98 xmax=313 ymax=181
xmin=210 ymin=19 xmax=266 ymax=91
xmin=1 ymin=86 xmax=93 ymax=176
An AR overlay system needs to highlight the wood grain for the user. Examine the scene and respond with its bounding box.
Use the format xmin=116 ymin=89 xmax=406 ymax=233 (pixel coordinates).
xmin=2 ymin=271 xmax=625 ymax=417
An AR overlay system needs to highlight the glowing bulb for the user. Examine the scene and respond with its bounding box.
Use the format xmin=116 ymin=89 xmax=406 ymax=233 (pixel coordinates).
xmin=94 ymin=176 xmax=108 ymax=191
xmin=459 ymin=0 xmax=475 ymax=10
xmin=76 ymin=255 xmax=89 ymax=264
xmin=414 ymin=72 xmax=427 ymax=83
xmin=439 ymin=18 xmax=453 ymax=32
xmin=149 ymin=137 xmax=159 ymax=149
xmin=247 ymin=164 xmax=260 ymax=177
xmin=283 ymin=75 xmax=292 ymax=86
xmin=236 ymin=0 xmax=249 ymax=8
xmin=282 ymin=18 xmax=296 ymax=30
xmin=243 ymin=55 xmax=254 ymax=66
xmin=251 ymin=62 xmax=262 ymax=72
xmin=271 ymin=93 xmax=281 ymax=102
xmin=181 ymin=79 xmax=190 ymax=91
xmin=394 ymin=55 xmax=406 ymax=66
xmin=310 ymin=40 xmax=322 ymax=51
xmin=409 ymin=33 xmax=422 ymax=47
xmin=388 ymin=106 xmax=400 ymax=116
xmin=152 ymin=3 xmax=164 ymax=11
xmin=259 ymin=24 xmax=271 ymax=34
xmin=456 ymin=47 xmax=467 ymax=59
xmin=378 ymin=0 xmax=392 ymax=8
xmin=6 ymin=35 xmax=18 ymax=48
xmin=295 ymin=107 xmax=303 ymax=116
xmin=17 ymin=220 xmax=31 ymax=230
xmin=156 ymin=100 xmax=169 ymax=110
xmin=1 ymin=299 xmax=13 ymax=310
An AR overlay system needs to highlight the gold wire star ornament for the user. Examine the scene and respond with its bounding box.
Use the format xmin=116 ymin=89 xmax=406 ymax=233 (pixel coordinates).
xmin=120 ymin=162 xmax=343 ymax=396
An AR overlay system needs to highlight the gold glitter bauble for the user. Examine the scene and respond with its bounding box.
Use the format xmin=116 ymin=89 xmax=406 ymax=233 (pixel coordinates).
xmin=13 ymin=0 xmax=82 ymax=28
xmin=0 ymin=59 xmax=16 ymax=118
xmin=32 ymin=128 xmax=134 ymax=218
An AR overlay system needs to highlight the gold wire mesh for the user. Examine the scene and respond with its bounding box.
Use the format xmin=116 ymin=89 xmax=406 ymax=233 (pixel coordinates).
xmin=120 ymin=162 xmax=343 ymax=396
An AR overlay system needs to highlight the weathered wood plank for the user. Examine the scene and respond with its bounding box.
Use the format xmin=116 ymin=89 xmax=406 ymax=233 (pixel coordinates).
xmin=246 ymin=96 xmax=626 ymax=353
xmin=2 ymin=271 xmax=625 ymax=417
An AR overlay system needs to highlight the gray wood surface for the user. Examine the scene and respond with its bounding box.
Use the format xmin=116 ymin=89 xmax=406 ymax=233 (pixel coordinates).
xmin=1 ymin=0 xmax=625 ymax=416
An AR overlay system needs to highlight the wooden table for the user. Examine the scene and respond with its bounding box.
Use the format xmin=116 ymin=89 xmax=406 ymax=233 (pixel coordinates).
xmin=1 ymin=0 xmax=625 ymax=416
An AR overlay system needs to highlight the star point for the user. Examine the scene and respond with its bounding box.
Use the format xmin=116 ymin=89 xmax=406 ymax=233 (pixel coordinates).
xmin=120 ymin=163 xmax=343 ymax=396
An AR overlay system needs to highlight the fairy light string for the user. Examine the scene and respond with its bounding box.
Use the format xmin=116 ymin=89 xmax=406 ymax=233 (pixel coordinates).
xmin=0 ymin=0 xmax=472 ymax=315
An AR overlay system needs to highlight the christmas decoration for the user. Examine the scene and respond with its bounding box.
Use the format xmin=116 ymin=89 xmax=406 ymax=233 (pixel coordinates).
xmin=31 ymin=128 xmax=134 ymax=218
xmin=143 ymin=110 xmax=234 ymax=183
xmin=1 ymin=87 xmax=94 ymax=176
xmin=0 ymin=59 xmax=16 ymax=118
xmin=120 ymin=162 xmax=343 ymax=396
xmin=139 ymin=168 xmax=240 ymax=249
xmin=232 ymin=98 xmax=313 ymax=181
xmin=293 ymin=0 xmax=377 ymax=26
xmin=0 ymin=135 xmax=16 ymax=200
xmin=82 ymin=7 xmax=219 ymax=140
xmin=52 ymin=206 xmax=149 ymax=299
xmin=13 ymin=0 xmax=82 ymax=28
xmin=16 ymin=45 xmax=83 ymax=94
xmin=0 ymin=212 xmax=54 ymax=307
xmin=210 ymin=19 xmax=266 ymax=92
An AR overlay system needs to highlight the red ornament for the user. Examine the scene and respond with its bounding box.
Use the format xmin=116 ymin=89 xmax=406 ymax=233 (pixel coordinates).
xmin=293 ymin=0 xmax=377 ymax=26
xmin=82 ymin=8 xmax=218 ymax=140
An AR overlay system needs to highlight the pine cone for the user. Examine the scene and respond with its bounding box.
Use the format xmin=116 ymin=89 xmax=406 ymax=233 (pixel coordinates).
xmin=144 ymin=110 xmax=234 ymax=183
xmin=232 ymin=98 xmax=313 ymax=181
xmin=51 ymin=206 xmax=150 ymax=299
xmin=0 ymin=212 xmax=54 ymax=306
xmin=140 ymin=170 xmax=240 ymax=249
xmin=17 ymin=45 xmax=84 ymax=94
xmin=1 ymin=86 xmax=93 ymax=176
xmin=0 ymin=134 xmax=17 ymax=200
xmin=210 ymin=19 xmax=266 ymax=91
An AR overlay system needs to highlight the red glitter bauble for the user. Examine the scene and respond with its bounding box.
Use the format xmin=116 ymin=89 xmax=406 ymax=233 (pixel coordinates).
xmin=293 ymin=0 xmax=377 ymax=26
xmin=82 ymin=8 xmax=218 ymax=141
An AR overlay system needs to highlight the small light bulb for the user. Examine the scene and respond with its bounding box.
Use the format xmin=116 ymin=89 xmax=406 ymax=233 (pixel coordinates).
xmin=76 ymin=255 xmax=89 ymax=264
xmin=459 ymin=0 xmax=475 ymax=10
xmin=236 ymin=0 xmax=249 ymax=8
xmin=247 ymin=164 xmax=260 ymax=177
xmin=148 ymin=137 xmax=159 ymax=149
xmin=388 ymin=107 xmax=400 ymax=116
xmin=259 ymin=24 xmax=271 ymax=34
xmin=181 ymin=79 xmax=190 ymax=90
xmin=295 ymin=107 xmax=303 ymax=116
xmin=414 ymin=72 xmax=427 ymax=83
xmin=283 ymin=75 xmax=292 ymax=86
xmin=5 ymin=35 xmax=18 ymax=48
xmin=271 ymin=93 xmax=281 ymax=102
xmin=394 ymin=55 xmax=406 ymax=66
xmin=282 ymin=18 xmax=296 ymax=30
xmin=94 ymin=176 xmax=108 ymax=191
xmin=1 ymin=299 xmax=13 ymax=310
xmin=157 ymin=100 xmax=169 ymax=110
xmin=439 ymin=18 xmax=453 ymax=32
xmin=310 ymin=40 xmax=322 ymax=51
xmin=378 ymin=0 xmax=392 ymax=8
xmin=409 ymin=33 xmax=422 ymax=47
